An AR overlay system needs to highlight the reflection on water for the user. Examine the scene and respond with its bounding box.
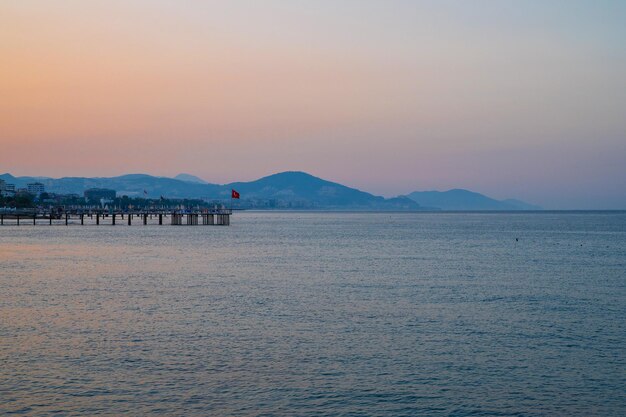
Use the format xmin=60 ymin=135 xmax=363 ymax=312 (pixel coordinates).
xmin=1 ymin=212 xmax=625 ymax=416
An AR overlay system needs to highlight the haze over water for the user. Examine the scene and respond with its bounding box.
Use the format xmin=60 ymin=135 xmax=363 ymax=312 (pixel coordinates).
xmin=1 ymin=212 xmax=625 ymax=416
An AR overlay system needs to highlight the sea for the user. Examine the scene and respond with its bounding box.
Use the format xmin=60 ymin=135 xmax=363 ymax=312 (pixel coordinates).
xmin=1 ymin=211 xmax=625 ymax=416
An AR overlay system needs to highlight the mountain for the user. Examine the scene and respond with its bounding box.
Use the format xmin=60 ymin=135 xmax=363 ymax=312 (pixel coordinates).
xmin=0 ymin=173 xmax=26 ymax=188
xmin=2 ymin=171 xmax=539 ymax=210
xmin=406 ymin=189 xmax=540 ymax=210
xmin=228 ymin=172 xmax=383 ymax=207
xmin=1 ymin=173 xmax=221 ymax=198
xmin=174 ymin=173 xmax=208 ymax=184
xmin=1 ymin=171 xmax=421 ymax=210
xmin=500 ymin=198 xmax=541 ymax=210
xmin=226 ymin=172 xmax=421 ymax=210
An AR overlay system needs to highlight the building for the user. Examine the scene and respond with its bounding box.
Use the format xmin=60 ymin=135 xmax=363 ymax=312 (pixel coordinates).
xmin=1 ymin=181 xmax=16 ymax=197
xmin=27 ymin=182 xmax=45 ymax=196
xmin=84 ymin=188 xmax=116 ymax=202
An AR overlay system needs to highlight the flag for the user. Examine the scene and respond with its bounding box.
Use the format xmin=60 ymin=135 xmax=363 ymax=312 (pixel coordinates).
xmin=231 ymin=189 xmax=240 ymax=199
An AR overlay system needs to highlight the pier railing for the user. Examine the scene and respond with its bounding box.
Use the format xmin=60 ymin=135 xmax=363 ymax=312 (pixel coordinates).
xmin=0 ymin=208 xmax=233 ymax=226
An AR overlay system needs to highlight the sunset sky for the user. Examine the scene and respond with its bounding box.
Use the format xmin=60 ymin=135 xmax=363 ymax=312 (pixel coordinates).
xmin=1 ymin=1 xmax=625 ymax=208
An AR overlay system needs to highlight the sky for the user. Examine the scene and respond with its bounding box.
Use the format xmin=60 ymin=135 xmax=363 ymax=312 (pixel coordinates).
xmin=1 ymin=0 xmax=625 ymax=209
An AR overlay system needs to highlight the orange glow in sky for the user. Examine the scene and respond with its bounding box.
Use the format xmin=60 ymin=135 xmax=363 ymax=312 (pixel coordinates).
xmin=1 ymin=1 xmax=625 ymax=208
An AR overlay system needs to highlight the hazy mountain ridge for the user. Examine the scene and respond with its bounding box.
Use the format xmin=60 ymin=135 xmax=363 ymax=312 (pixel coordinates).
xmin=0 ymin=171 xmax=420 ymax=210
xmin=1 ymin=172 xmax=538 ymax=210
xmin=406 ymin=189 xmax=540 ymax=210
xmin=227 ymin=172 xmax=386 ymax=207
xmin=0 ymin=173 xmax=221 ymax=199
xmin=225 ymin=172 xmax=421 ymax=209
xmin=174 ymin=173 xmax=209 ymax=184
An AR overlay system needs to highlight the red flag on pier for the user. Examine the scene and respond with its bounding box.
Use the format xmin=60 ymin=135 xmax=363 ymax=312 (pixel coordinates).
xmin=231 ymin=189 xmax=240 ymax=199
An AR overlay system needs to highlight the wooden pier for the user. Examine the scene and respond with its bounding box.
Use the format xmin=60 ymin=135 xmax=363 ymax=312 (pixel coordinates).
xmin=0 ymin=209 xmax=232 ymax=227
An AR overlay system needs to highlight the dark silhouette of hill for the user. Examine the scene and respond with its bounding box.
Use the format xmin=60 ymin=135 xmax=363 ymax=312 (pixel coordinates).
xmin=225 ymin=171 xmax=417 ymax=209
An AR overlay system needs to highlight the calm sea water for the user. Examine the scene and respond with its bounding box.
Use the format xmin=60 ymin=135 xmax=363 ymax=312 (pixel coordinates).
xmin=1 ymin=212 xmax=625 ymax=416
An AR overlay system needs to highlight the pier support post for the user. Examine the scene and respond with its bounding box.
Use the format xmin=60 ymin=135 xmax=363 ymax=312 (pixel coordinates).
xmin=128 ymin=214 xmax=132 ymax=226
xmin=49 ymin=215 xmax=52 ymax=225
xmin=96 ymin=214 xmax=100 ymax=225
xmin=33 ymin=215 xmax=36 ymax=226
xmin=17 ymin=215 xmax=20 ymax=226
xmin=143 ymin=214 xmax=147 ymax=225
xmin=65 ymin=213 xmax=68 ymax=226
xmin=112 ymin=214 xmax=116 ymax=225
xmin=1 ymin=214 xmax=3 ymax=225
xmin=81 ymin=214 xmax=84 ymax=225
xmin=159 ymin=214 xmax=163 ymax=225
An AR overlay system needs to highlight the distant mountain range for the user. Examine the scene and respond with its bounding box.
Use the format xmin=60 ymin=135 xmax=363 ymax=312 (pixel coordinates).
xmin=0 ymin=171 xmax=540 ymax=211
xmin=406 ymin=189 xmax=541 ymax=211
xmin=174 ymin=173 xmax=209 ymax=184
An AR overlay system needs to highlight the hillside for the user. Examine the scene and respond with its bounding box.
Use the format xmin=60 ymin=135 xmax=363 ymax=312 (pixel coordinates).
xmin=1 ymin=173 xmax=221 ymax=199
xmin=2 ymin=172 xmax=540 ymax=210
xmin=1 ymin=172 xmax=421 ymax=210
xmin=406 ymin=189 xmax=540 ymax=210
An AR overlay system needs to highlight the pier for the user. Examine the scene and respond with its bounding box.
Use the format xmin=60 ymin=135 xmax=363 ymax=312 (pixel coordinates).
xmin=0 ymin=208 xmax=232 ymax=226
